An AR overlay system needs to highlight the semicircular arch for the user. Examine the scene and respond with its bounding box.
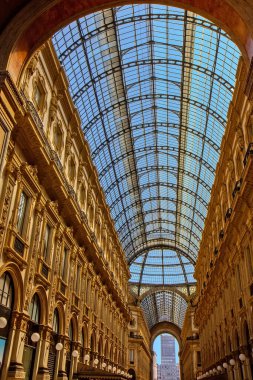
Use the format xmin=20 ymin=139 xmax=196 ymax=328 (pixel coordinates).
xmin=0 ymin=0 xmax=251 ymax=85
xmin=0 ymin=262 xmax=24 ymax=312
xmin=150 ymin=321 xmax=182 ymax=350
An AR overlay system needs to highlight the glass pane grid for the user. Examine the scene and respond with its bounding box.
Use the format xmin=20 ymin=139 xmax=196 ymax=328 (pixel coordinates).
xmin=53 ymin=4 xmax=240 ymax=327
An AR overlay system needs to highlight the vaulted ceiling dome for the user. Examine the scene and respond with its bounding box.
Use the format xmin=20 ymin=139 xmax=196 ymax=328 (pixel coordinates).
xmin=53 ymin=4 xmax=240 ymax=327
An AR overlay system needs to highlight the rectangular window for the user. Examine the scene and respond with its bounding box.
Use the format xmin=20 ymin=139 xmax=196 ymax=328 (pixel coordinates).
xmin=61 ymin=247 xmax=69 ymax=281
xmin=85 ymin=278 xmax=90 ymax=304
xmin=237 ymin=264 xmax=242 ymax=292
xmin=43 ymin=224 xmax=51 ymax=261
xmin=75 ymin=264 xmax=81 ymax=294
xmin=17 ymin=191 xmax=28 ymax=235
xmin=246 ymin=246 xmax=253 ymax=279
xmin=129 ymin=349 xmax=134 ymax=364
xmin=197 ymin=351 xmax=201 ymax=366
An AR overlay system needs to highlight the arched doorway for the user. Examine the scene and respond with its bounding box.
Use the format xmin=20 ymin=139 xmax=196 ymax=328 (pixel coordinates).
xmin=152 ymin=331 xmax=181 ymax=380
xmin=23 ymin=293 xmax=41 ymax=380
xmin=128 ymin=368 xmax=136 ymax=380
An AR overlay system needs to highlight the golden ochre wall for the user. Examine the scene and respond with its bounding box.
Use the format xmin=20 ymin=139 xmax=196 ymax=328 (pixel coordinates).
xmin=0 ymin=42 xmax=151 ymax=380
xmin=194 ymin=58 xmax=253 ymax=380
xmin=128 ymin=303 xmax=152 ymax=380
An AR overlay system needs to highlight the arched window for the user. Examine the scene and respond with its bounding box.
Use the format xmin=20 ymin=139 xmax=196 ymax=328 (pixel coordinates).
xmin=98 ymin=337 xmax=103 ymax=357
xmin=29 ymin=293 xmax=40 ymax=323
xmin=90 ymin=333 xmax=96 ymax=362
xmin=80 ymin=329 xmax=85 ymax=362
xmin=128 ymin=368 xmax=136 ymax=380
xmin=0 ymin=273 xmax=14 ymax=374
xmin=104 ymin=341 xmax=108 ymax=360
xmin=0 ymin=272 xmax=13 ymax=309
xmin=69 ymin=321 xmax=73 ymax=342
xmin=52 ymin=309 xmax=59 ymax=334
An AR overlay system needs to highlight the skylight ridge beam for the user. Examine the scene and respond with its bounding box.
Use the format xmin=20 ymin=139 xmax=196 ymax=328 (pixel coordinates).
xmin=138 ymin=251 xmax=149 ymax=297
xmin=76 ymin=19 xmax=135 ymax=254
xmin=115 ymin=207 xmax=203 ymax=234
xmin=81 ymin=94 xmax=226 ymax=133
xmin=187 ymin=28 xmax=222 ymax=253
xmin=68 ymin=58 xmax=233 ymax=101
xmin=122 ymin=223 xmax=200 ymax=253
xmin=112 ymin=7 xmax=148 ymax=249
xmin=91 ymin=123 xmax=220 ymax=157
xmin=134 ymin=281 xmax=196 ymax=288
xmin=99 ymin=147 xmax=215 ymax=180
xmin=148 ymin=4 xmax=162 ymax=241
xmin=124 ymin=229 xmax=199 ymax=261
xmin=57 ymin=12 xmax=228 ymax=62
xmin=130 ymin=245 xmax=195 ymax=265
xmin=175 ymin=10 xmax=188 ymax=252
xmin=109 ymin=181 xmax=209 ymax=210
xmin=118 ymin=218 xmax=200 ymax=244
xmin=177 ymin=251 xmax=191 ymax=296
xmin=104 ymin=166 xmax=212 ymax=198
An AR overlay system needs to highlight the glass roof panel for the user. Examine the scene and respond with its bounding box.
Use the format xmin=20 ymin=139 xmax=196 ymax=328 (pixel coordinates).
xmin=53 ymin=4 xmax=240 ymax=327
xmin=141 ymin=290 xmax=188 ymax=329
xmin=130 ymin=248 xmax=195 ymax=290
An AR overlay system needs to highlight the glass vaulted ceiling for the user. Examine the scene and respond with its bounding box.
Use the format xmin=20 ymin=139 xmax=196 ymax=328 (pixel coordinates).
xmin=141 ymin=290 xmax=188 ymax=329
xmin=53 ymin=5 xmax=240 ymax=294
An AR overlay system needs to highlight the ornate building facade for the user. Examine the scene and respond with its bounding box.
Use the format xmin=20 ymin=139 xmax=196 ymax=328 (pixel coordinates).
xmin=0 ymin=41 xmax=138 ymax=380
xmin=194 ymin=58 xmax=253 ymax=379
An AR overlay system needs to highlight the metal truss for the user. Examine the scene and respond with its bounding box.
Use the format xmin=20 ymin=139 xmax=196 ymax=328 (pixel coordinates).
xmin=78 ymin=94 xmax=226 ymax=133
xmin=140 ymin=289 xmax=188 ymax=329
xmin=91 ymin=122 xmax=220 ymax=157
xmin=129 ymin=245 xmax=196 ymax=265
xmin=53 ymin=4 xmax=240 ymax=328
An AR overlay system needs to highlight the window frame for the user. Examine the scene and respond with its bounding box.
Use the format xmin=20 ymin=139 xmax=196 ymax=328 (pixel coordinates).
xmin=16 ymin=191 xmax=29 ymax=237
xmin=0 ymin=272 xmax=14 ymax=309
xmin=29 ymin=293 xmax=41 ymax=324
xmin=61 ymin=246 xmax=69 ymax=282
xmin=42 ymin=223 xmax=51 ymax=262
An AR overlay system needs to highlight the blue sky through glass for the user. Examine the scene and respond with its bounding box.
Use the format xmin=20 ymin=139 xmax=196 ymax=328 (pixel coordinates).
xmin=52 ymin=4 xmax=240 ymax=326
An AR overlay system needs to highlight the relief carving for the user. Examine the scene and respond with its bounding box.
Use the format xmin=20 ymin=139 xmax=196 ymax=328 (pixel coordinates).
xmin=65 ymin=129 xmax=72 ymax=158
xmin=24 ymin=210 xmax=43 ymax=311
xmin=0 ymin=180 xmax=14 ymax=248
xmin=48 ymin=234 xmax=62 ymax=324
xmin=20 ymin=162 xmax=39 ymax=182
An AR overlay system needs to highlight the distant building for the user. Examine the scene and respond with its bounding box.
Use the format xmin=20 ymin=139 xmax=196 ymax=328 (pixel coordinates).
xmin=157 ymin=335 xmax=180 ymax=380
xmin=153 ymin=352 xmax=158 ymax=380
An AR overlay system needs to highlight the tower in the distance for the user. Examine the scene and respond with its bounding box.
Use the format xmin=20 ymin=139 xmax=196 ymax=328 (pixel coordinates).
xmin=157 ymin=335 xmax=180 ymax=380
xmin=161 ymin=334 xmax=176 ymax=365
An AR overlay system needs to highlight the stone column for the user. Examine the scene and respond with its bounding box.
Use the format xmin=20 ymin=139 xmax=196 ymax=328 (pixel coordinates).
xmin=37 ymin=326 xmax=51 ymax=380
xmin=232 ymin=361 xmax=243 ymax=380
xmin=57 ymin=336 xmax=68 ymax=380
xmin=7 ymin=313 xmax=29 ymax=380
xmin=242 ymin=357 xmax=252 ymax=380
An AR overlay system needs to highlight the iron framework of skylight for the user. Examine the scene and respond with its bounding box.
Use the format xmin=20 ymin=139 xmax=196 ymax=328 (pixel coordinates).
xmin=53 ymin=4 xmax=240 ymax=304
xmin=141 ymin=290 xmax=188 ymax=329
